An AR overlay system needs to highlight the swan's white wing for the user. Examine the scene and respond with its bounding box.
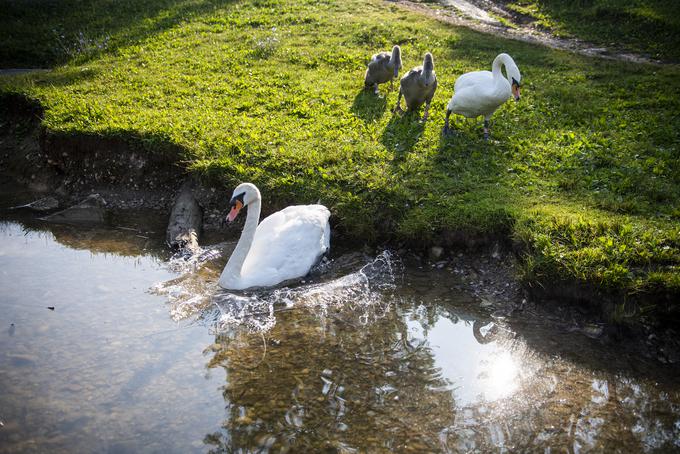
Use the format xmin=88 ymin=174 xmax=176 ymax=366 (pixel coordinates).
xmin=453 ymin=70 xmax=492 ymax=92
xmin=240 ymin=204 xmax=330 ymax=288
xmin=449 ymin=87 xmax=493 ymax=118
xmin=448 ymin=71 xmax=506 ymax=118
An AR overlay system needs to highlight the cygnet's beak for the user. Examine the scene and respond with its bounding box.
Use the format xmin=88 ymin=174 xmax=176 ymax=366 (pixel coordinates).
xmin=227 ymin=199 xmax=243 ymax=222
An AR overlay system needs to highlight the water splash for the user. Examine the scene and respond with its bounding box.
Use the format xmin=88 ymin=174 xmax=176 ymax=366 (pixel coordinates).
xmin=165 ymin=244 xmax=223 ymax=274
xmin=212 ymin=250 xmax=399 ymax=333
xmin=153 ymin=250 xmax=401 ymax=333
xmin=150 ymin=244 xmax=224 ymax=320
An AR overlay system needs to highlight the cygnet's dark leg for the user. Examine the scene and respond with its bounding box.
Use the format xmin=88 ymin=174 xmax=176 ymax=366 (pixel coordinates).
xmin=422 ymin=100 xmax=432 ymax=121
xmin=483 ymin=118 xmax=490 ymax=140
xmin=392 ymin=88 xmax=404 ymax=114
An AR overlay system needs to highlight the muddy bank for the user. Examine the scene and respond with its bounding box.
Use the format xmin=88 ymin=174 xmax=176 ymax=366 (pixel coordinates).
xmin=0 ymin=95 xmax=224 ymax=230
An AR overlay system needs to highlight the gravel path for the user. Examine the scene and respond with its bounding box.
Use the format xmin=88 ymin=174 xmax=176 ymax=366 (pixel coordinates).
xmin=392 ymin=0 xmax=662 ymax=64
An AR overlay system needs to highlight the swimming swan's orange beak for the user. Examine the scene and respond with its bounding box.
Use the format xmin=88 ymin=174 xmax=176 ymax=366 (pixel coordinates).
xmin=227 ymin=200 xmax=243 ymax=222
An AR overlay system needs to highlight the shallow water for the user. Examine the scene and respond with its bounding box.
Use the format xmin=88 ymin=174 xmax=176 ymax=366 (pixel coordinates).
xmin=1 ymin=211 xmax=679 ymax=453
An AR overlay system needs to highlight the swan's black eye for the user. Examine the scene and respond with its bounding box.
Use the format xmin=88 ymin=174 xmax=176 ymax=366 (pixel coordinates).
xmin=230 ymin=192 xmax=245 ymax=207
xmin=512 ymin=77 xmax=521 ymax=88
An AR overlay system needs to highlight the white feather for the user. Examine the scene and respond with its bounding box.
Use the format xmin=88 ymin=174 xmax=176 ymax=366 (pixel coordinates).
xmin=240 ymin=205 xmax=330 ymax=286
xmin=219 ymin=183 xmax=330 ymax=290
xmin=447 ymin=53 xmax=521 ymax=120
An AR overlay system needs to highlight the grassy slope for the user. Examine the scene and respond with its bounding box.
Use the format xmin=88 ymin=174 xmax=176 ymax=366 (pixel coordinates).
xmin=1 ymin=0 xmax=679 ymax=299
xmin=503 ymin=0 xmax=680 ymax=62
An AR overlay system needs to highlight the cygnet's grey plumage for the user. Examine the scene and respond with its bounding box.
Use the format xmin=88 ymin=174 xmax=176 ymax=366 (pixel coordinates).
xmin=393 ymin=52 xmax=437 ymax=121
xmin=364 ymin=45 xmax=402 ymax=94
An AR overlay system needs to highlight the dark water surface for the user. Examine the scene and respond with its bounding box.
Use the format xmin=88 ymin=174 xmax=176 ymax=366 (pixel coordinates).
xmin=1 ymin=208 xmax=679 ymax=453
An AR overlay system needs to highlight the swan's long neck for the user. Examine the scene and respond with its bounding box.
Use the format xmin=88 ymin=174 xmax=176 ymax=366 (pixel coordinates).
xmin=491 ymin=53 xmax=513 ymax=84
xmin=222 ymin=198 xmax=261 ymax=281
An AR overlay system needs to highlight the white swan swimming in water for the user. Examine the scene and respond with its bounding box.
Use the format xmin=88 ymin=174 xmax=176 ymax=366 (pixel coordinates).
xmin=218 ymin=183 xmax=331 ymax=290
xmin=443 ymin=53 xmax=521 ymax=140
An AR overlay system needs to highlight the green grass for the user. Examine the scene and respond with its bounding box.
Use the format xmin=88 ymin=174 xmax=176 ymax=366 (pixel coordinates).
xmin=1 ymin=0 xmax=679 ymax=302
xmin=0 ymin=0 xmax=233 ymax=67
xmin=503 ymin=0 xmax=680 ymax=61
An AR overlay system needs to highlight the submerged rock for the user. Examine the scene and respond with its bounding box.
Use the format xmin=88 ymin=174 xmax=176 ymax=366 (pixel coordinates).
xmin=429 ymin=246 xmax=444 ymax=261
xmin=43 ymin=194 xmax=107 ymax=224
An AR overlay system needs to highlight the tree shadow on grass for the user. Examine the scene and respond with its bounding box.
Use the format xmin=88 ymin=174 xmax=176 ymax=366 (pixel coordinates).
xmin=380 ymin=111 xmax=425 ymax=160
xmin=29 ymin=67 xmax=101 ymax=88
xmin=351 ymin=89 xmax=387 ymax=123
xmin=0 ymin=0 xmax=238 ymax=68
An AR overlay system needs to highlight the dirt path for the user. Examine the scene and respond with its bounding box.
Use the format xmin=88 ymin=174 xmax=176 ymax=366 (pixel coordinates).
xmin=392 ymin=0 xmax=662 ymax=64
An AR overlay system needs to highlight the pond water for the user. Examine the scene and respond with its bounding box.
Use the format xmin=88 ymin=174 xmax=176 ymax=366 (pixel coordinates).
xmin=1 ymin=207 xmax=679 ymax=453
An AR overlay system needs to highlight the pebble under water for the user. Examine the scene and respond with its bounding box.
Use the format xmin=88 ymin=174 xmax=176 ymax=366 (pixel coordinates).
xmin=1 ymin=210 xmax=679 ymax=453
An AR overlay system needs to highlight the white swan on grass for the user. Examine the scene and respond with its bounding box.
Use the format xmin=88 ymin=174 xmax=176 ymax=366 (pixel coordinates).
xmin=443 ymin=53 xmax=521 ymax=140
xmin=218 ymin=183 xmax=330 ymax=291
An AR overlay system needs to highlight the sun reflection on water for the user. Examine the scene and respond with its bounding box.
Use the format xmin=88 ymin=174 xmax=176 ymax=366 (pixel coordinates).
xmin=482 ymin=351 xmax=520 ymax=402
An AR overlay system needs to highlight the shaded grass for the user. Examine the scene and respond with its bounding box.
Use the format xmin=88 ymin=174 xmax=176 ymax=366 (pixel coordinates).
xmin=0 ymin=0 xmax=235 ymax=67
xmin=1 ymin=0 xmax=679 ymax=300
xmin=515 ymin=205 xmax=680 ymax=293
xmin=502 ymin=0 xmax=680 ymax=61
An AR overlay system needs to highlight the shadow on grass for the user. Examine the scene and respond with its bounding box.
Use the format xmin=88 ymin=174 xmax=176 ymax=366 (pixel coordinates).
xmin=380 ymin=111 xmax=425 ymax=160
xmin=28 ymin=67 xmax=101 ymax=88
xmin=436 ymin=121 xmax=496 ymax=162
xmin=0 ymin=0 xmax=237 ymax=68
xmin=351 ymin=89 xmax=387 ymax=123
xmin=517 ymin=0 xmax=680 ymax=61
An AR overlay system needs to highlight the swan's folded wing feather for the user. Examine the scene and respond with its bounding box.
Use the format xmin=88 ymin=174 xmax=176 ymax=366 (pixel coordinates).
xmin=241 ymin=205 xmax=330 ymax=286
xmin=450 ymin=73 xmax=502 ymax=117
xmin=453 ymin=70 xmax=492 ymax=92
